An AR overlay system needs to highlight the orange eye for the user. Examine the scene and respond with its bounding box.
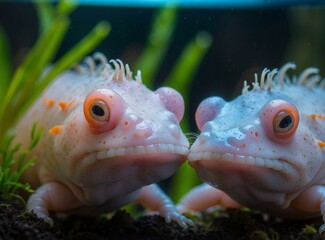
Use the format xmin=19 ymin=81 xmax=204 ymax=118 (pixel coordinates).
xmin=273 ymin=110 xmax=297 ymax=139
xmin=89 ymin=100 xmax=110 ymax=122
xmin=84 ymin=89 xmax=125 ymax=133
xmin=260 ymin=99 xmax=299 ymax=144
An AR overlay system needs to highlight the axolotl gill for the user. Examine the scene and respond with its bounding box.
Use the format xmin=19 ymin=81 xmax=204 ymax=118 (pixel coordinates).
xmin=14 ymin=53 xmax=190 ymax=227
xmin=178 ymin=63 xmax=325 ymax=231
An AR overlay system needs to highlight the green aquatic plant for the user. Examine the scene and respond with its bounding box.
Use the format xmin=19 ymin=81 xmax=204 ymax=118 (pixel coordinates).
xmin=0 ymin=1 xmax=211 ymax=205
xmin=164 ymin=31 xmax=212 ymax=201
xmin=134 ymin=6 xmax=212 ymax=201
xmin=135 ymin=6 xmax=178 ymax=89
xmin=302 ymin=224 xmax=317 ymax=235
xmin=123 ymin=6 xmax=212 ymax=213
xmin=0 ymin=124 xmax=41 ymax=202
xmin=0 ymin=0 xmax=110 ymax=200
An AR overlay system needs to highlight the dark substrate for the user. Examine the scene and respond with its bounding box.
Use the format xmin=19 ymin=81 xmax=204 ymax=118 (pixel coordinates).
xmin=0 ymin=197 xmax=323 ymax=240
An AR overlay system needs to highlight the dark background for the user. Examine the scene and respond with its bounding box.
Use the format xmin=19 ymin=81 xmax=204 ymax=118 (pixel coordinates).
xmin=1 ymin=2 xmax=323 ymax=130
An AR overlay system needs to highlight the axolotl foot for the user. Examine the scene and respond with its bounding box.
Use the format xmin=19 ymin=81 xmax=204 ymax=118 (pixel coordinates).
xmin=160 ymin=202 xmax=194 ymax=229
xmin=136 ymin=184 xmax=193 ymax=229
xmin=27 ymin=182 xmax=193 ymax=228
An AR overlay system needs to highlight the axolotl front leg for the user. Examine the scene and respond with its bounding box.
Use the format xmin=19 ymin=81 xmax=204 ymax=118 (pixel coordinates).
xmin=177 ymin=183 xmax=241 ymax=213
xmin=291 ymin=185 xmax=325 ymax=234
xmin=135 ymin=184 xmax=193 ymax=228
xmin=27 ymin=182 xmax=192 ymax=228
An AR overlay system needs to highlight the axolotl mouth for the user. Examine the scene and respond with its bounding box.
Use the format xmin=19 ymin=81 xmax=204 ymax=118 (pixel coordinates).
xmin=188 ymin=151 xmax=292 ymax=172
xmin=72 ymin=143 xmax=189 ymax=205
xmin=77 ymin=143 xmax=189 ymax=168
xmin=186 ymin=150 xmax=304 ymax=194
xmin=96 ymin=143 xmax=189 ymax=159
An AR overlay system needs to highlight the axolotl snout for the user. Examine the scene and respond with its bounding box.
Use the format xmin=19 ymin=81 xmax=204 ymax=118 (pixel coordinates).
xmin=14 ymin=54 xmax=190 ymax=226
xmin=179 ymin=63 xmax=325 ymax=231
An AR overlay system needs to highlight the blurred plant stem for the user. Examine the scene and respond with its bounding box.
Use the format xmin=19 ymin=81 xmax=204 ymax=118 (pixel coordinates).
xmin=135 ymin=6 xmax=177 ymax=89
xmin=165 ymin=31 xmax=212 ymax=202
xmin=284 ymin=8 xmax=325 ymax=71
xmin=0 ymin=0 xmax=109 ymax=200
xmin=0 ymin=26 xmax=12 ymax=100
xmin=134 ymin=6 xmax=213 ymax=203
xmin=0 ymin=0 xmax=110 ymax=140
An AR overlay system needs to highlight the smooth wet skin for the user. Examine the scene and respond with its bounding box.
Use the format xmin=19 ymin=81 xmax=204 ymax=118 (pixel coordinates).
xmin=14 ymin=54 xmax=191 ymax=227
xmin=179 ymin=63 xmax=325 ymax=232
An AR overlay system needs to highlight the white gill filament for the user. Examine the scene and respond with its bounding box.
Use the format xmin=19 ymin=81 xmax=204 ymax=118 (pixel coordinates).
xmin=306 ymin=75 xmax=321 ymax=89
xmin=93 ymin=52 xmax=108 ymax=76
xmin=266 ymin=68 xmax=278 ymax=90
xmin=252 ymin=75 xmax=259 ymax=91
xmin=297 ymin=67 xmax=319 ymax=85
xmin=93 ymin=52 xmax=108 ymax=65
xmin=260 ymin=68 xmax=269 ymax=90
xmin=188 ymin=151 xmax=289 ymax=172
xmin=84 ymin=56 xmax=95 ymax=74
xmin=278 ymin=62 xmax=296 ymax=86
xmin=125 ymin=64 xmax=132 ymax=80
xmin=116 ymin=59 xmax=125 ymax=80
xmin=110 ymin=60 xmax=121 ymax=80
xmin=74 ymin=64 xmax=87 ymax=75
xmin=320 ymin=79 xmax=325 ymax=88
xmin=241 ymin=63 xmax=322 ymax=95
xmin=242 ymin=80 xmax=249 ymax=94
xmin=102 ymin=64 xmax=112 ymax=80
xmin=136 ymin=70 xmax=142 ymax=83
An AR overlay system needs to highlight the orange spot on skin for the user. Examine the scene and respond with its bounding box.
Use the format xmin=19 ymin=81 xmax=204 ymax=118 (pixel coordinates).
xmin=318 ymin=141 xmax=325 ymax=148
xmin=49 ymin=125 xmax=63 ymax=135
xmin=43 ymin=97 xmax=55 ymax=108
xmin=310 ymin=114 xmax=325 ymax=120
xmin=59 ymin=100 xmax=75 ymax=111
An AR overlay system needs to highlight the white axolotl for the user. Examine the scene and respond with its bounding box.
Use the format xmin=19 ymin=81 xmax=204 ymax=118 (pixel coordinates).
xmin=178 ymin=63 xmax=325 ymax=232
xmin=14 ymin=53 xmax=190 ymax=227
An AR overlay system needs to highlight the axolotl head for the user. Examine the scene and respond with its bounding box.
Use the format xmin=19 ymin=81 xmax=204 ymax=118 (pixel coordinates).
xmin=50 ymin=59 xmax=189 ymax=205
xmin=189 ymin=64 xmax=325 ymax=207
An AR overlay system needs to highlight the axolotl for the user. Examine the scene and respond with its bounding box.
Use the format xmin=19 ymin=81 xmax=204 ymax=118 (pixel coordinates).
xmin=178 ymin=63 xmax=325 ymax=231
xmin=14 ymin=53 xmax=190 ymax=226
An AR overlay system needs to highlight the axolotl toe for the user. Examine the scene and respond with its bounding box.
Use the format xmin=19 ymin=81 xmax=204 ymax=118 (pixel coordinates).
xmin=179 ymin=63 xmax=325 ymax=232
xmin=14 ymin=53 xmax=190 ymax=227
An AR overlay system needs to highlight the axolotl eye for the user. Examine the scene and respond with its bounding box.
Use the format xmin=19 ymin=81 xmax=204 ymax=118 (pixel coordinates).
xmin=89 ymin=100 xmax=110 ymax=121
xmin=84 ymin=89 xmax=125 ymax=133
xmin=260 ymin=99 xmax=299 ymax=144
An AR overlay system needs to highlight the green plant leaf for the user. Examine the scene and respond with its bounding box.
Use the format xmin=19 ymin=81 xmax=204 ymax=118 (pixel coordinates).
xmin=0 ymin=26 xmax=12 ymax=102
xmin=23 ymin=21 xmax=111 ymax=116
xmin=165 ymin=31 xmax=212 ymax=202
xmin=57 ymin=0 xmax=78 ymax=15
xmin=33 ymin=0 xmax=56 ymax=33
xmin=0 ymin=125 xmax=41 ymax=202
xmin=135 ymin=6 xmax=177 ymax=88
xmin=0 ymin=16 xmax=70 ymax=137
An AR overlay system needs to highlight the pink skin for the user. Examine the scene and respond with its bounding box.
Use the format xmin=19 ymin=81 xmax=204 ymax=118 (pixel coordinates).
xmin=195 ymin=96 xmax=225 ymax=131
xmin=84 ymin=89 xmax=126 ymax=133
xmin=156 ymin=87 xmax=185 ymax=122
xmin=14 ymin=65 xmax=191 ymax=227
xmin=179 ymin=65 xmax=325 ymax=232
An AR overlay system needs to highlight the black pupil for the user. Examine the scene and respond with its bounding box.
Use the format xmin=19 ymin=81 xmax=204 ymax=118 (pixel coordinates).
xmin=279 ymin=115 xmax=292 ymax=129
xmin=92 ymin=105 xmax=105 ymax=116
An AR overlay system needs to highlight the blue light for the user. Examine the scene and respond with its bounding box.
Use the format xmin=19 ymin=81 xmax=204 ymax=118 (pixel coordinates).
xmin=75 ymin=0 xmax=325 ymax=8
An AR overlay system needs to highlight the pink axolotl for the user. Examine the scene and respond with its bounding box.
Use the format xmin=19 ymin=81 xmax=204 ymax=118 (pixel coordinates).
xmin=178 ymin=63 xmax=325 ymax=232
xmin=14 ymin=53 xmax=190 ymax=227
